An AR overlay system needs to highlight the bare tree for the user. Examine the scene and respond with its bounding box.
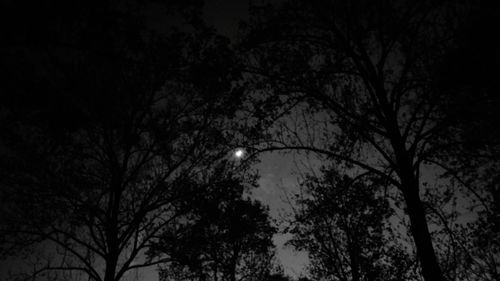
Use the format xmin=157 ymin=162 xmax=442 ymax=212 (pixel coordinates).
xmin=0 ymin=1 xmax=246 ymax=280
xmin=240 ymin=1 xmax=474 ymax=280
xmin=289 ymin=168 xmax=417 ymax=281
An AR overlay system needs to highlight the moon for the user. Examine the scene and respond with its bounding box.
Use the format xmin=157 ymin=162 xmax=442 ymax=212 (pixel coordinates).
xmin=234 ymin=149 xmax=244 ymax=158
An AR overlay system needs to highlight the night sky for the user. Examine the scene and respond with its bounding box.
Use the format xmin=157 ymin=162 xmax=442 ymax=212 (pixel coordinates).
xmin=201 ymin=0 xmax=310 ymax=277
xmin=0 ymin=1 xmax=308 ymax=280
xmin=2 ymin=1 xmax=493 ymax=280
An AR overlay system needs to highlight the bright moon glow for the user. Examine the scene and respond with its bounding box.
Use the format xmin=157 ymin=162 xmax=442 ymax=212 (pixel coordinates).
xmin=234 ymin=149 xmax=244 ymax=158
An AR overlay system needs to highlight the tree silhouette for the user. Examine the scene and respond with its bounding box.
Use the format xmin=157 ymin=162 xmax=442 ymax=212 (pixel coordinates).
xmin=240 ymin=1 xmax=475 ymax=280
xmin=1 ymin=1 xmax=498 ymax=280
xmin=289 ymin=168 xmax=416 ymax=281
xmin=0 ymin=1 xmax=246 ymax=281
xmin=431 ymin=1 xmax=500 ymax=279
xmin=150 ymin=174 xmax=276 ymax=281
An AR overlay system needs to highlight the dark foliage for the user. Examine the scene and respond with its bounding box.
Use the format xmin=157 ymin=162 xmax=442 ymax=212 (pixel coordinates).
xmin=290 ymin=169 xmax=416 ymax=281
xmin=240 ymin=0 xmax=499 ymax=280
xmin=0 ymin=1 xmax=253 ymax=281
xmin=151 ymin=177 xmax=276 ymax=281
xmin=0 ymin=1 xmax=499 ymax=281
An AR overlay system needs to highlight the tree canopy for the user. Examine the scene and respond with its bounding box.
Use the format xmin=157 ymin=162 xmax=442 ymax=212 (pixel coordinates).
xmin=240 ymin=0 xmax=499 ymax=280
xmin=0 ymin=1 xmax=258 ymax=281
xmin=0 ymin=1 xmax=499 ymax=281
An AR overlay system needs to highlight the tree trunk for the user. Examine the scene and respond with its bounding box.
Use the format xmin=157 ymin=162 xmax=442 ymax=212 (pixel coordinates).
xmin=104 ymin=174 xmax=122 ymax=281
xmin=401 ymin=175 xmax=445 ymax=281
xmin=388 ymin=124 xmax=445 ymax=281
xmin=104 ymin=256 xmax=117 ymax=281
